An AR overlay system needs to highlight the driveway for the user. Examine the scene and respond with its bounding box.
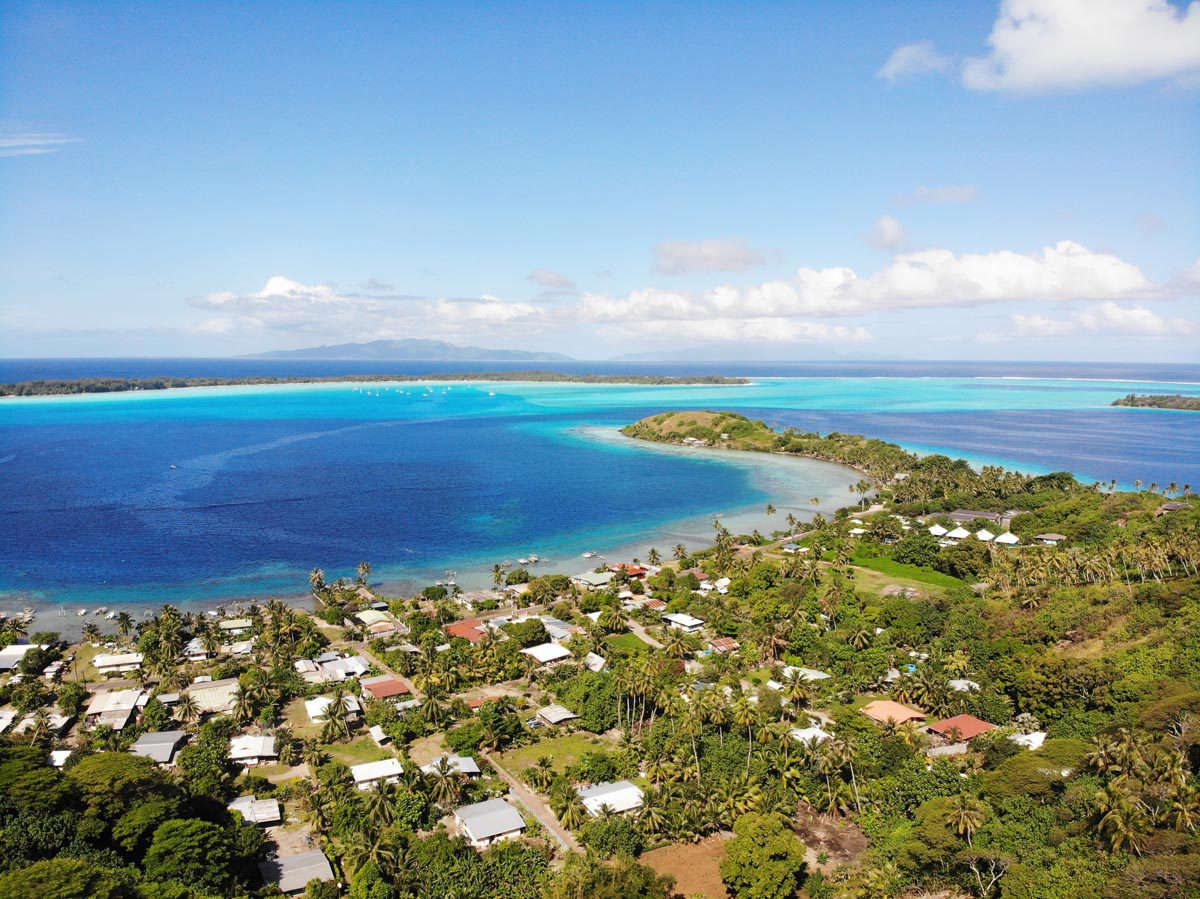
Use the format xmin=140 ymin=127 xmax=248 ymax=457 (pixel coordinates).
xmin=484 ymin=751 xmax=581 ymax=853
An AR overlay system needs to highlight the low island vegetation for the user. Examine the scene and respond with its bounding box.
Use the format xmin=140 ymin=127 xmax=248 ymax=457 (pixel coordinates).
xmin=1 ymin=413 xmax=1198 ymax=898
xmin=1112 ymin=393 xmax=1200 ymax=412
xmin=0 ymin=372 xmax=749 ymax=397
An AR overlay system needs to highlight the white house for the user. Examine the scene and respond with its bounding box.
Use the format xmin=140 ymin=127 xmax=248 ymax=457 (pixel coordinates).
xmin=927 ymin=524 xmax=948 ymax=537
xmin=229 ymin=795 xmax=282 ymax=825
xmin=663 ymin=613 xmax=704 ymax=633
xmin=229 ymin=734 xmax=277 ymax=766
xmin=218 ymin=617 xmax=253 ymax=636
xmin=421 ymin=753 xmax=481 ymax=777
xmin=304 ymin=694 xmax=363 ymax=723
xmin=583 ymin=652 xmax=608 ymax=672
xmin=130 ymin=730 xmax=189 ymax=766
xmin=351 ymin=757 xmax=404 ymax=790
xmin=789 ymin=723 xmax=833 ymax=745
xmin=93 ymin=652 xmax=144 ymax=675
xmin=454 ymin=798 xmax=526 ymax=849
xmin=975 ymin=529 xmax=996 ymax=542
xmin=536 ymin=704 xmax=579 ymax=726
xmin=84 ymin=688 xmax=145 ymax=730
xmin=520 ymin=642 xmax=572 ymax=666
xmin=259 ymin=849 xmax=334 ymax=895
xmin=945 ymin=527 xmax=971 ymax=541
xmin=994 ymin=532 xmax=1020 ymax=546
xmin=578 ymin=780 xmax=644 ymax=816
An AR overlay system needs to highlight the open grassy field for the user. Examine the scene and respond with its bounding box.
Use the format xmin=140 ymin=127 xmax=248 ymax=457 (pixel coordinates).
xmin=851 ymin=556 xmax=964 ymax=589
xmin=323 ymin=736 xmax=394 ymax=766
xmin=606 ymin=632 xmax=651 ymax=655
xmin=499 ymin=732 xmax=614 ymax=777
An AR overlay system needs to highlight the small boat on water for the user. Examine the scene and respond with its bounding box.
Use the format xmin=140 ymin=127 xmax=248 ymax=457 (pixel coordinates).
xmin=582 ymin=551 xmax=597 ymax=559
xmin=77 ymin=608 xmax=87 ymax=616
xmin=105 ymin=611 xmax=117 ymax=620
xmin=488 ymin=391 xmax=496 ymax=396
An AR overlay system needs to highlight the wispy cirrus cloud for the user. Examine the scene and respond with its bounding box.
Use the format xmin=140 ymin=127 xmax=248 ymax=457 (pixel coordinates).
xmin=653 ymin=237 xmax=768 ymax=275
xmin=0 ymin=131 xmax=80 ymax=158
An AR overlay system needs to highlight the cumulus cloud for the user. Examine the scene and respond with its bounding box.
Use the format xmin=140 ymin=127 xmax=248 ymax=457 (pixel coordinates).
xmin=896 ymin=185 xmax=980 ymax=205
xmin=964 ymin=0 xmax=1200 ymax=92
xmin=653 ymin=237 xmax=767 ymax=275
xmin=0 ymin=131 xmax=79 ymax=158
xmin=190 ymin=276 xmax=541 ymax=339
xmin=1013 ymin=301 xmax=1193 ymax=337
xmin=883 ymin=1 xmax=1200 ymax=93
xmin=577 ymin=241 xmax=1156 ymax=329
xmin=867 ymin=215 xmax=907 ymax=250
xmin=877 ymin=40 xmax=953 ymax=82
xmin=527 ymin=268 xmax=576 ymax=290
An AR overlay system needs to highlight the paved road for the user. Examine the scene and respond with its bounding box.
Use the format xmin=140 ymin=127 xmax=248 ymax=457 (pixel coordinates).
xmin=484 ymin=751 xmax=581 ymax=853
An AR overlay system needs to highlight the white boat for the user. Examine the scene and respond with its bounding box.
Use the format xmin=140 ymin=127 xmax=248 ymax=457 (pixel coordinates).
xmin=518 ymin=557 xmax=530 ymax=565
xmin=582 ymin=551 xmax=597 ymax=559
xmin=77 ymin=608 xmax=87 ymax=616
xmin=488 ymin=392 xmax=496 ymax=396
xmin=105 ymin=611 xmax=117 ymax=620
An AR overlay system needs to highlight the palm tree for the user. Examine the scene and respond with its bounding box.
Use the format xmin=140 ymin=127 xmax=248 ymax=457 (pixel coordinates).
xmin=525 ymin=755 xmax=556 ymax=791
xmin=232 ymin=686 xmax=255 ymax=724
xmin=647 ymin=547 xmax=662 ymax=566
xmin=551 ymin=789 xmax=589 ymax=831
xmin=309 ymin=567 xmax=326 ymax=596
xmin=317 ymin=696 xmax=352 ymax=742
xmin=356 ymin=561 xmax=372 ymax=586
xmin=175 ymin=692 xmax=200 ymax=725
xmin=766 ymin=503 xmax=776 ymax=516
xmin=341 ymin=829 xmax=397 ymax=879
xmin=1098 ymin=795 xmax=1149 ymax=855
xmin=673 ymin=543 xmax=688 ymax=561
xmin=81 ymin=622 xmax=101 ymax=644
xmin=364 ymin=780 xmax=397 ymax=830
xmin=946 ymin=794 xmax=987 ymax=847
xmin=116 ymin=611 xmax=135 ymax=639
xmin=427 ymin=756 xmax=464 ymax=809
xmin=660 ymin=629 xmax=691 ymax=659
xmin=731 ymin=694 xmax=759 ymax=773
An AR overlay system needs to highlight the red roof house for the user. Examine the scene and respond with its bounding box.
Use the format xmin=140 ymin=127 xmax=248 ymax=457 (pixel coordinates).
xmin=446 ymin=619 xmax=487 ymax=644
xmin=708 ymin=637 xmax=740 ymax=654
xmin=928 ymin=714 xmax=997 ymax=741
xmin=360 ymin=675 xmax=411 ymax=700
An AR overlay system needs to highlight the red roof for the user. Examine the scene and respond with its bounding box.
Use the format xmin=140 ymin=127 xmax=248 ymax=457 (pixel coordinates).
xmin=643 ymin=599 xmax=667 ymax=611
xmin=446 ymin=619 xmax=486 ymax=643
xmin=708 ymin=637 xmax=740 ymax=653
xmin=608 ymin=563 xmax=647 ymax=577
xmin=678 ymin=567 xmax=709 ymax=581
xmin=928 ymin=714 xmax=997 ymax=741
xmin=361 ymin=677 xmax=410 ymax=699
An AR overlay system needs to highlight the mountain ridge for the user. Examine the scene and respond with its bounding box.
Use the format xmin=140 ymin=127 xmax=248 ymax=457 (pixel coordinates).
xmin=241 ymin=338 xmax=573 ymax=362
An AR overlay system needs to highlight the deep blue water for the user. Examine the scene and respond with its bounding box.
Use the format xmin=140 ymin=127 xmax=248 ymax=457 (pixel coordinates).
xmin=1 ymin=359 xmax=1197 ymax=611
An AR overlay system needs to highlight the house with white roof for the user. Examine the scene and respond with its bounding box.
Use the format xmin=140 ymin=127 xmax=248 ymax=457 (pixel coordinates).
xmin=130 ymin=730 xmax=189 ymax=766
xmin=187 ymin=677 xmax=240 ymax=715
xmin=351 ymin=757 xmax=404 ymax=790
xmin=536 ymin=704 xmax=579 ymax=726
xmin=578 ymin=780 xmax=644 ymax=816
xmin=421 ymin=754 xmax=481 ymax=777
xmin=520 ymin=642 xmax=572 ymax=666
xmin=927 ymin=524 xmax=948 ymax=537
xmin=304 ymin=694 xmax=362 ymax=723
xmin=583 ymin=652 xmax=607 ymax=672
xmin=182 ymin=637 xmax=212 ymax=662
xmin=1009 ymin=731 xmax=1048 ymax=750
xmin=664 ymin=613 xmax=705 ymax=633
xmin=945 ymin=527 xmax=971 ymax=541
xmin=975 ymin=529 xmax=996 ymax=542
xmin=229 ymin=795 xmax=282 ymax=825
xmin=259 ymin=849 xmax=335 ymax=895
xmin=994 ymin=531 xmax=1020 ymax=545
xmin=790 ymin=722 xmax=833 ymax=745
xmin=84 ymin=688 xmax=145 ymax=730
xmin=93 ymin=652 xmax=144 ymax=675
xmin=948 ymin=678 xmax=981 ymax=692
xmin=454 ymin=798 xmax=526 ymax=849
xmin=218 ymin=617 xmax=253 ymax=636
xmin=229 ymin=734 xmax=277 ymax=766
xmin=0 ymin=644 xmax=46 ymax=672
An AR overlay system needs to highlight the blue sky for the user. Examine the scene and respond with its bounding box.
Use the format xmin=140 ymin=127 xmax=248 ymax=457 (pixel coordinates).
xmin=1 ymin=0 xmax=1197 ymax=361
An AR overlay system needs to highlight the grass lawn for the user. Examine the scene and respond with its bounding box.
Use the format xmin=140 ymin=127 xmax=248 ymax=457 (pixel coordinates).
xmin=282 ymin=698 xmax=322 ymax=740
xmin=499 ymin=732 xmax=613 ymax=777
xmin=606 ymin=632 xmax=651 ymax=655
xmin=850 ymin=556 xmax=964 ymax=589
xmin=323 ymin=736 xmax=394 ymax=766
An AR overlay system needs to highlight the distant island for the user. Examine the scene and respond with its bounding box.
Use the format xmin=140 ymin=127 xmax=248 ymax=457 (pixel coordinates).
xmin=243 ymin=338 xmax=573 ymax=362
xmin=1112 ymin=393 xmax=1200 ymax=411
xmin=0 ymin=371 xmax=750 ymax=397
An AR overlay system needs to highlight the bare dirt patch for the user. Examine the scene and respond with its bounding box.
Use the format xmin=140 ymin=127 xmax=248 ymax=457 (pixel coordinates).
xmin=794 ymin=802 xmax=869 ymax=874
xmin=641 ymin=833 xmax=732 ymax=899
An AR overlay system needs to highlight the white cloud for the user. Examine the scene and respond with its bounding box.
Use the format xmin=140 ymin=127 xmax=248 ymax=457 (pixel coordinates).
xmin=527 ymin=268 xmax=576 ymax=290
xmin=1013 ymin=301 xmax=1193 ymax=337
xmin=190 ymin=276 xmax=541 ymax=339
xmin=653 ymin=237 xmax=767 ymax=275
xmin=0 ymin=131 xmax=79 ymax=158
xmin=630 ymin=318 xmax=873 ymax=344
xmin=867 ymin=215 xmax=907 ymax=250
xmin=577 ymin=241 xmax=1156 ymax=328
xmin=884 ymin=0 xmax=1200 ymax=93
xmin=877 ymin=40 xmax=953 ymax=82
xmin=896 ymin=185 xmax=980 ymax=205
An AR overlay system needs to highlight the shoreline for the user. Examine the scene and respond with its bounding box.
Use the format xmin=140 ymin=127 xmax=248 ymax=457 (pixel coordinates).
xmin=0 ymin=426 xmax=861 ymax=625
